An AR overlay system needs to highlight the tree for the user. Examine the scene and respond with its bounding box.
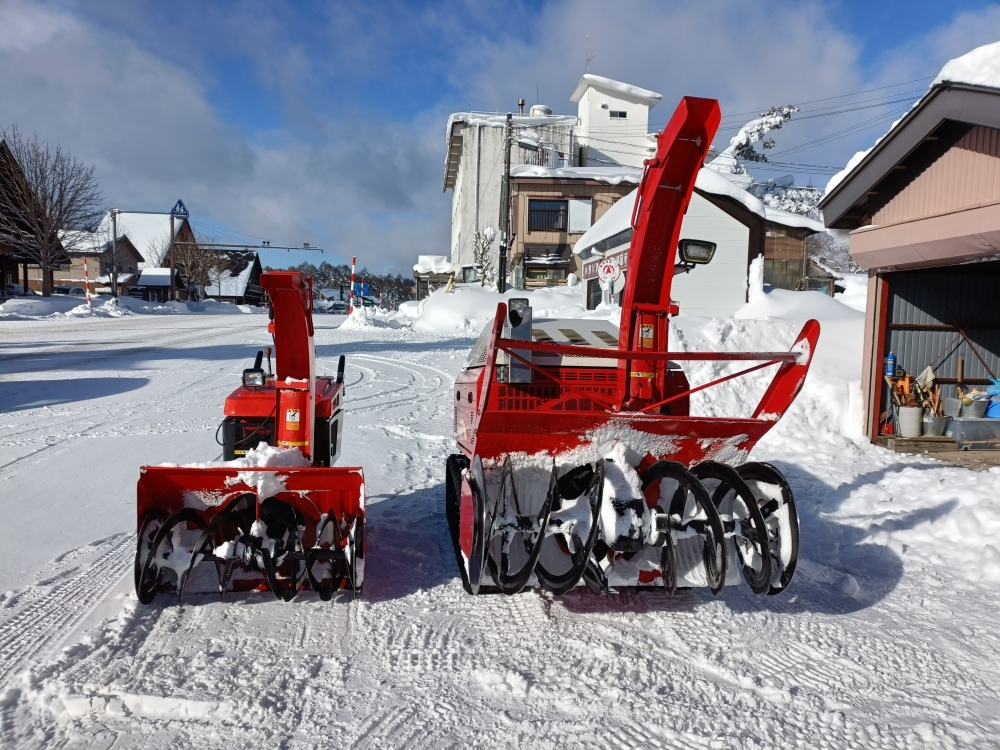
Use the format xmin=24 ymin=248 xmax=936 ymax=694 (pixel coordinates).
xmin=174 ymin=232 xmax=221 ymax=300
xmin=0 ymin=125 xmax=104 ymax=295
xmin=472 ymin=226 xmax=496 ymax=288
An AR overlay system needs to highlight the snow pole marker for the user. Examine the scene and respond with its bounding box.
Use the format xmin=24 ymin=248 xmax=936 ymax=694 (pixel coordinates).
xmin=349 ymin=255 xmax=356 ymax=314
xmin=83 ymin=256 xmax=92 ymax=307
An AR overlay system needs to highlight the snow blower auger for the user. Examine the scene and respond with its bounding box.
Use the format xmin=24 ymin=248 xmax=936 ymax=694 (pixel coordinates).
xmin=445 ymin=96 xmax=817 ymax=598
xmin=135 ymin=271 xmax=364 ymax=604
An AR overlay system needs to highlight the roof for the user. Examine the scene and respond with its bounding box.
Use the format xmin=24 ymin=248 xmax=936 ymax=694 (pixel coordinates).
xmin=205 ymin=251 xmax=260 ymax=297
xmin=510 ymin=165 xmax=642 ymax=185
xmin=93 ymin=211 xmax=184 ymax=267
xmin=136 ymin=268 xmax=179 ymax=287
xmin=569 ymin=74 xmax=662 ymax=107
xmin=821 ymin=42 xmax=1000 ymax=228
xmin=444 ymin=112 xmax=578 ymax=191
xmin=413 ymin=255 xmax=454 ymax=274
xmin=575 ymin=168 xmax=824 ymax=256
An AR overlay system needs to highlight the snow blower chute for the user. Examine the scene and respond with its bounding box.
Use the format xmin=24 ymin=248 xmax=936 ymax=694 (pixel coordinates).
xmin=446 ymin=96 xmax=818 ymax=597
xmin=136 ymin=271 xmax=364 ymax=603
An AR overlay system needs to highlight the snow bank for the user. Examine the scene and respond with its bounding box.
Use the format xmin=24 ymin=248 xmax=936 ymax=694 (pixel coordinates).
xmin=339 ymin=305 xmax=408 ymax=330
xmin=834 ymin=273 xmax=868 ymax=313
xmin=116 ymin=297 xmax=248 ymax=315
xmin=411 ymin=283 xmax=603 ymax=335
xmin=0 ymin=296 xmax=90 ymax=317
xmin=0 ymin=295 xmax=252 ymax=318
xmin=735 ymin=287 xmax=864 ymax=322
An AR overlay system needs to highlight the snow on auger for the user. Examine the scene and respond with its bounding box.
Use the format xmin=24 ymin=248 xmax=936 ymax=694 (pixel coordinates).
xmin=135 ymin=271 xmax=364 ymax=603
xmin=446 ymin=96 xmax=818 ymax=597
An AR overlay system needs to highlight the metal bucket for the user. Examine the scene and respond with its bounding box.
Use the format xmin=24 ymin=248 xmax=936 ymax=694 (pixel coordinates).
xmin=922 ymin=415 xmax=949 ymax=436
xmin=898 ymin=406 xmax=923 ymax=438
xmin=942 ymin=397 xmax=962 ymax=419
xmin=961 ymin=400 xmax=989 ymax=418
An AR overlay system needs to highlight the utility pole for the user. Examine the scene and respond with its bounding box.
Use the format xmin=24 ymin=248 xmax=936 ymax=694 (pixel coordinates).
xmin=497 ymin=112 xmax=513 ymax=293
xmin=111 ymin=208 xmax=118 ymax=300
xmin=169 ymin=199 xmax=189 ymax=302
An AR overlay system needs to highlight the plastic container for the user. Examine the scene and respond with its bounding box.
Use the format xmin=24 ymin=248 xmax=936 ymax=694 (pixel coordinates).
xmin=884 ymin=352 xmax=896 ymax=378
xmin=961 ymin=399 xmax=989 ymax=418
xmin=898 ymin=406 xmax=923 ymax=438
xmin=987 ymin=398 xmax=1000 ymax=419
xmin=922 ymin=415 xmax=949 ymax=436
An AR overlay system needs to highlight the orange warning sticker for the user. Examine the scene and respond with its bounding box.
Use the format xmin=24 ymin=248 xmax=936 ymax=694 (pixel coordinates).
xmin=285 ymin=408 xmax=301 ymax=429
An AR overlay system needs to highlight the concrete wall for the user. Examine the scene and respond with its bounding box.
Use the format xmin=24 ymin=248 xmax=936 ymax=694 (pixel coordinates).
xmin=576 ymin=86 xmax=652 ymax=168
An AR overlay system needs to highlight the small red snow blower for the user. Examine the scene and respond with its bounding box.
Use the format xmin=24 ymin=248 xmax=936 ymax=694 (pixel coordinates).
xmin=446 ymin=96 xmax=818 ymax=597
xmin=135 ymin=272 xmax=364 ymax=603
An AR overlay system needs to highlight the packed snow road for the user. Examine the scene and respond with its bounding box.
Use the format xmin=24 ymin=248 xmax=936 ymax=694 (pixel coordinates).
xmin=1 ymin=312 xmax=999 ymax=748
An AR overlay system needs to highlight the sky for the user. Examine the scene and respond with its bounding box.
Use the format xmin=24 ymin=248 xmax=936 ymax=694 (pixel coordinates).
xmin=2 ymin=0 xmax=999 ymax=273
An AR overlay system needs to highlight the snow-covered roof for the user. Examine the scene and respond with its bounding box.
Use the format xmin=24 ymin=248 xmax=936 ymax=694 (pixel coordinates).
xmin=93 ymin=211 xmax=184 ymax=268
xmin=205 ymin=263 xmax=255 ymax=298
xmin=933 ymin=40 xmax=1000 ymax=90
xmin=136 ymin=268 xmax=175 ymax=287
xmin=575 ymin=168 xmax=824 ymax=256
xmin=446 ymin=112 xmax=578 ymax=142
xmin=569 ymin=74 xmax=663 ymax=107
xmin=825 ymin=41 xmax=1000 ymax=202
xmin=413 ymin=255 xmax=454 ymax=274
xmin=510 ymin=165 xmax=642 ymax=185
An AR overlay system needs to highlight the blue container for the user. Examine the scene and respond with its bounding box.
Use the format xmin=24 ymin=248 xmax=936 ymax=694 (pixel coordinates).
xmin=884 ymin=353 xmax=896 ymax=378
xmin=987 ymin=399 xmax=1000 ymax=419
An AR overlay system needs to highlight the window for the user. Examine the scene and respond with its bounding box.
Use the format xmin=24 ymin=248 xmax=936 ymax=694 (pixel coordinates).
xmin=609 ymin=111 xmax=627 ymax=119
xmin=527 ymin=200 xmax=567 ymax=232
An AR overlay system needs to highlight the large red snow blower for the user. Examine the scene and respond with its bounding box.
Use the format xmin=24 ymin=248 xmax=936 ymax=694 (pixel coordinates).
xmin=135 ymin=271 xmax=364 ymax=603
xmin=446 ymin=96 xmax=818 ymax=597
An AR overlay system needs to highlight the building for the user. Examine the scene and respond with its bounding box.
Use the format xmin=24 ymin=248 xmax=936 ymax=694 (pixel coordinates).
xmin=818 ymin=41 xmax=1000 ymax=443
xmin=204 ymin=251 xmax=264 ymax=305
xmin=131 ymin=267 xmax=186 ymax=303
xmin=574 ymin=167 xmax=824 ymax=316
xmin=443 ymin=74 xmax=662 ymax=284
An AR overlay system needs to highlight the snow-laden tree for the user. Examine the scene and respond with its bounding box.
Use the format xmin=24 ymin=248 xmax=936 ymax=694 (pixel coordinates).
xmin=472 ymin=226 xmax=496 ymax=288
xmin=711 ymin=105 xmax=798 ymax=177
xmin=746 ymin=176 xmax=823 ymax=220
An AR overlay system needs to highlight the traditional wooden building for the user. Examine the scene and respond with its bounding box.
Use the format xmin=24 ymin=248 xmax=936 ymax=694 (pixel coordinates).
xmin=820 ymin=66 xmax=1000 ymax=442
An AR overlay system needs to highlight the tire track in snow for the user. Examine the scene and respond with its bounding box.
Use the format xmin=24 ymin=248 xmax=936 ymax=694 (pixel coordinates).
xmin=0 ymin=533 xmax=132 ymax=689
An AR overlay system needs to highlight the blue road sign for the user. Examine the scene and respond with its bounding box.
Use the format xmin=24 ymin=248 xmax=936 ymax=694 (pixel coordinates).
xmin=353 ymin=282 xmax=369 ymax=297
xmin=170 ymin=199 xmax=189 ymax=218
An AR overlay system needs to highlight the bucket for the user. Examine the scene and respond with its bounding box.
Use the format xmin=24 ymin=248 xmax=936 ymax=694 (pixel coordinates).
xmin=961 ymin=399 xmax=989 ymax=418
xmin=942 ymin=397 xmax=962 ymax=419
xmin=988 ymin=398 xmax=1000 ymax=419
xmin=922 ymin=415 xmax=949 ymax=436
xmin=898 ymin=406 xmax=923 ymax=438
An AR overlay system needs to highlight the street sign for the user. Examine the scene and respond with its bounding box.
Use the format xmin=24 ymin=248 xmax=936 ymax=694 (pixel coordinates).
xmin=597 ymin=257 xmax=621 ymax=284
xmin=170 ymin=199 xmax=189 ymax=218
xmin=353 ymin=282 xmax=369 ymax=297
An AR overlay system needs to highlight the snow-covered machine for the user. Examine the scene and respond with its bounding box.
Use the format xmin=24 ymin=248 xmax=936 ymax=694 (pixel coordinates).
xmin=446 ymin=97 xmax=818 ymax=597
xmin=135 ymin=271 xmax=364 ymax=603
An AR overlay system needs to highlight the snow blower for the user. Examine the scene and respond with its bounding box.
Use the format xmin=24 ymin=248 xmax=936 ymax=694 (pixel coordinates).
xmin=136 ymin=271 xmax=364 ymax=603
xmin=446 ymin=96 xmax=817 ymax=597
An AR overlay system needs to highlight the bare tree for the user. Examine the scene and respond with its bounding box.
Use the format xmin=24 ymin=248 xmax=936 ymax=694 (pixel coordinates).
xmin=0 ymin=126 xmax=104 ymax=295
xmin=174 ymin=232 xmax=220 ymax=301
xmin=145 ymin=234 xmax=171 ymax=268
xmin=472 ymin=227 xmax=496 ymax=288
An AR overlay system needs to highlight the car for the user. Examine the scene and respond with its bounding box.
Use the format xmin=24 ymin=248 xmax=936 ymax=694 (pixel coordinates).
xmin=328 ymin=300 xmax=348 ymax=314
xmin=5 ymin=283 xmax=37 ymax=296
xmin=52 ymin=285 xmax=86 ymax=296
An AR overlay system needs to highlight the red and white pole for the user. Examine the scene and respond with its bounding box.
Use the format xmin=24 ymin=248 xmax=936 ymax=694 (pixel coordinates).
xmin=83 ymin=256 xmax=92 ymax=307
xmin=349 ymin=255 xmax=356 ymax=314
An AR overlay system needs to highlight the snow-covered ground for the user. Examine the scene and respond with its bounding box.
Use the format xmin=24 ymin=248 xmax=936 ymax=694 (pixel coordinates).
xmin=2 ymin=294 xmax=1000 ymax=748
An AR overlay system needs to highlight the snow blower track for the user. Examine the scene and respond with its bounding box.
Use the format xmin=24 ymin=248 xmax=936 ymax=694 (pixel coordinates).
xmin=1 ymin=314 xmax=1000 ymax=748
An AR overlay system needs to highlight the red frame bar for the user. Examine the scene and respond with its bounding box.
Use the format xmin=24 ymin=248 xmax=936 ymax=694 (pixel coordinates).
xmin=494 ymin=338 xmax=799 ymax=363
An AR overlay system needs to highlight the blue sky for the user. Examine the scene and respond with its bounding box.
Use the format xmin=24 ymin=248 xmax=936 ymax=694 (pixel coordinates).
xmin=2 ymin=1 xmax=1000 ymax=272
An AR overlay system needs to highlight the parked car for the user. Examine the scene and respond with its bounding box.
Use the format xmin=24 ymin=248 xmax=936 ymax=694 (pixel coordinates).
xmin=52 ymin=285 xmax=86 ymax=297
xmin=5 ymin=283 xmax=37 ymax=296
xmin=328 ymin=300 xmax=348 ymax=314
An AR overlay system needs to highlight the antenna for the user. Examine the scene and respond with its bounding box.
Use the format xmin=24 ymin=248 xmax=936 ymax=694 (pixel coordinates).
xmin=585 ymin=35 xmax=597 ymax=72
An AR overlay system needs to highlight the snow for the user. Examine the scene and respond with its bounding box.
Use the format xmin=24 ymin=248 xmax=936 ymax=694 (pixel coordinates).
xmin=412 ymin=255 xmax=455 ymax=274
xmin=510 ymin=164 xmax=641 ymax=185
xmin=204 ymin=262 xmax=255 ymax=298
xmin=135 ymin=268 xmax=173 ymax=287
xmin=445 ymin=112 xmax=578 ymax=144
xmin=825 ymin=146 xmax=874 ymax=195
xmin=933 ymin=40 xmax=1000 ymax=90
xmin=834 ymin=272 xmax=868 ymax=312
xmin=576 ymin=170 xmax=825 ymax=256
xmin=569 ymin=74 xmax=663 ymax=106
xmin=2 ymin=284 xmax=1000 ymax=746
xmin=93 ymin=211 xmax=183 ymax=268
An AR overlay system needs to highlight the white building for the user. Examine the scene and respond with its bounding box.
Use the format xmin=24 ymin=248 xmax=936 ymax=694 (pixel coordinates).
xmin=443 ymin=74 xmax=663 ymax=280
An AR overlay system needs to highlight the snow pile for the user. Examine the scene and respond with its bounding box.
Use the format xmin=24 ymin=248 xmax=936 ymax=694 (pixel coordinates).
xmin=0 ymin=296 xmax=90 ymax=317
xmin=834 ymin=273 xmax=868 ymax=312
xmin=64 ymin=299 xmax=133 ymax=318
xmin=933 ymin=40 xmax=1000 ymax=90
xmin=339 ymin=305 xmax=408 ymax=330
xmin=735 ymin=286 xmax=864 ymax=322
xmin=161 ymin=442 xmax=311 ymax=470
xmin=413 ymin=255 xmax=454 ymax=274
xmin=411 ymin=283 xmax=600 ymax=335
xmin=116 ymin=297 xmax=247 ymax=315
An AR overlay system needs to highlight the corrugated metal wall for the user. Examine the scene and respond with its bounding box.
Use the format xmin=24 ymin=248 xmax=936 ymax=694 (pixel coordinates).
xmin=886 ymin=260 xmax=1000 ymax=384
xmin=874 ymin=125 xmax=1000 ymax=226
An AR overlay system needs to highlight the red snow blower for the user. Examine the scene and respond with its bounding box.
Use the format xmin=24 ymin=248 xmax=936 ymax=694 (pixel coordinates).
xmin=446 ymin=96 xmax=818 ymax=597
xmin=135 ymin=272 xmax=364 ymax=603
